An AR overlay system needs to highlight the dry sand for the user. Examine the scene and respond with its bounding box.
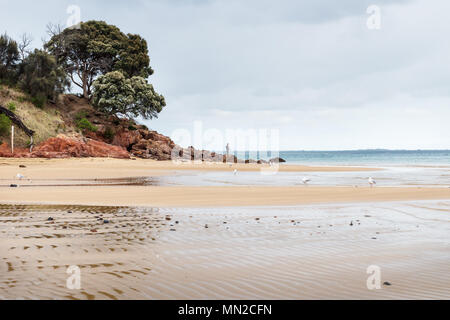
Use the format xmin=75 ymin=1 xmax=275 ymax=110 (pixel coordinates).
xmin=1 ymin=185 xmax=450 ymax=207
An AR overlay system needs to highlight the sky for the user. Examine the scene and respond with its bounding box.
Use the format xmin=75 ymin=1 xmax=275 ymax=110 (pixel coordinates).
xmin=1 ymin=0 xmax=449 ymax=150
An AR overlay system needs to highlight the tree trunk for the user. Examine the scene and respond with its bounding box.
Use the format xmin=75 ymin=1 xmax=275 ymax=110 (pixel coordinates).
xmin=82 ymin=71 xmax=89 ymax=99
xmin=0 ymin=105 xmax=35 ymax=137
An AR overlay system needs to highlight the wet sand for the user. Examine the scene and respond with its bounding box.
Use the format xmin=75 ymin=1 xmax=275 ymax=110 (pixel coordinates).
xmin=0 ymin=157 xmax=379 ymax=181
xmin=0 ymin=202 xmax=448 ymax=299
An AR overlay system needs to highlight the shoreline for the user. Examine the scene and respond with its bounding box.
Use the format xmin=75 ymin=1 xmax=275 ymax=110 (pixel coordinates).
xmin=0 ymin=157 xmax=381 ymax=177
xmin=1 ymin=158 xmax=449 ymax=207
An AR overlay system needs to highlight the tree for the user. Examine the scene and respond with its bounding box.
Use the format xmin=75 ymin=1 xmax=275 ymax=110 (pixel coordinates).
xmin=92 ymin=71 xmax=165 ymax=119
xmin=45 ymin=21 xmax=155 ymax=99
xmin=0 ymin=33 xmax=20 ymax=83
xmin=18 ymin=33 xmax=33 ymax=61
xmin=18 ymin=49 xmax=70 ymax=104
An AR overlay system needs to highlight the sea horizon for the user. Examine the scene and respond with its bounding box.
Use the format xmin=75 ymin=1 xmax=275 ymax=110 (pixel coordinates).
xmin=229 ymin=149 xmax=450 ymax=165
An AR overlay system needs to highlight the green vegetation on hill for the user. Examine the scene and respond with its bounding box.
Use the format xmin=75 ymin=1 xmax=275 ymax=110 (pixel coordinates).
xmin=18 ymin=49 xmax=70 ymax=105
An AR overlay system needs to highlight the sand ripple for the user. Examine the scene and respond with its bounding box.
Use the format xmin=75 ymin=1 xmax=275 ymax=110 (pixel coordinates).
xmin=0 ymin=202 xmax=449 ymax=299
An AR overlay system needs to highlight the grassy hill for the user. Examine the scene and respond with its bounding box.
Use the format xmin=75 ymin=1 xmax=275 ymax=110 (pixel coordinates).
xmin=0 ymin=85 xmax=74 ymax=147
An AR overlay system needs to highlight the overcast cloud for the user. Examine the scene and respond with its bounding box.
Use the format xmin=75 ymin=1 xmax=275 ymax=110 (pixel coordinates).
xmin=1 ymin=0 xmax=449 ymax=150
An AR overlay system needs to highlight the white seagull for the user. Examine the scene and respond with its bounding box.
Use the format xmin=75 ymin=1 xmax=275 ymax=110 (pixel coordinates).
xmin=16 ymin=173 xmax=25 ymax=180
xmin=233 ymin=169 xmax=238 ymax=175
xmin=302 ymin=177 xmax=311 ymax=185
xmin=368 ymin=177 xmax=376 ymax=187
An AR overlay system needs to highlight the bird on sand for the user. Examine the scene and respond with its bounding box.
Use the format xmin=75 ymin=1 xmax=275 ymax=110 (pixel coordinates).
xmin=233 ymin=169 xmax=238 ymax=175
xmin=368 ymin=177 xmax=376 ymax=187
xmin=16 ymin=173 xmax=25 ymax=180
xmin=302 ymin=177 xmax=311 ymax=185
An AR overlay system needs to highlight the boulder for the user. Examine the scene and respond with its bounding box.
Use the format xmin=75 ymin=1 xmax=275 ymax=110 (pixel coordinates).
xmin=269 ymin=157 xmax=286 ymax=163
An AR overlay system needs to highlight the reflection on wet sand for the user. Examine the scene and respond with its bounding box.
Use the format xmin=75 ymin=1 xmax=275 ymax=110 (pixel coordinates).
xmin=0 ymin=202 xmax=449 ymax=299
xmin=0 ymin=177 xmax=161 ymax=188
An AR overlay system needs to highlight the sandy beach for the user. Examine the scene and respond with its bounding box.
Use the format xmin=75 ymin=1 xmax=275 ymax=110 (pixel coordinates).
xmin=1 ymin=157 xmax=449 ymax=300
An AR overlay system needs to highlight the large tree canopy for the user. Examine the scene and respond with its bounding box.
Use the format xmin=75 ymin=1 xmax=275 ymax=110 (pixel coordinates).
xmin=45 ymin=21 xmax=154 ymax=99
xmin=18 ymin=49 xmax=70 ymax=104
xmin=92 ymin=71 xmax=165 ymax=120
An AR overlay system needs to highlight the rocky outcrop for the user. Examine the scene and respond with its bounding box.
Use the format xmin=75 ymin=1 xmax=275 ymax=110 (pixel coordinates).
xmin=112 ymin=130 xmax=142 ymax=151
xmin=0 ymin=135 xmax=129 ymax=159
xmin=109 ymin=128 xmax=176 ymax=160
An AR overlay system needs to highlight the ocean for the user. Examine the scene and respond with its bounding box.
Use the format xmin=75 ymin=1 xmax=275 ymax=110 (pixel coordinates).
xmin=234 ymin=150 xmax=450 ymax=166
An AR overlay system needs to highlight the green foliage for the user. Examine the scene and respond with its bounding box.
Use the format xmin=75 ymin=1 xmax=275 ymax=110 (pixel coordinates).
xmin=92 ymin=71 xmax=165 ymax=119
xmin=76 ymin=117 xmax=97 ymax=132
xmin=30 ymin=95 xmax=46 ymax=109
xmin=75 ymin=110 xmax=89 ymax=120
xmin=45 ymin=21 xmax=154 ymax=98
xmin=0 ymin=114 xmax=12 ymax=136
xmin=103 ymin=126 xmax=115 ymax=141
xmin=128 ymin=124 xmax=137 ymax=131
xmin=18 ymin=49 xmax=69 ymax=104
xmin=0 ymin=33 xmax=20 ymax=84
xmin=113 ymin=34 xmax=153 ymax=78
xmin=7 ymin=101 xmax=16 ymax=112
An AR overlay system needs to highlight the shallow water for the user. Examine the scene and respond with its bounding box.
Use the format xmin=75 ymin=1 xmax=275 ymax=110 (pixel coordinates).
xmin=0 ymin=201 xmax=449 ymax=299
xmin=2 ymin=165 xmax=448 ymax=189
xmin=155 ymin=166 xmax=450 ymax=187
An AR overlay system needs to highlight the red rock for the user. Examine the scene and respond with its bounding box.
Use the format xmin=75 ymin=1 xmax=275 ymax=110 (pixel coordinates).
xmin=112 ymin=130 xmax=142 ymax=150
xmin=0 ymin=143 xmax=31 ymax=158
xmin=0 ymin=136 xmax=129 ymax=159
xmin=33 ymin=136 xmax=130 ymax=159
